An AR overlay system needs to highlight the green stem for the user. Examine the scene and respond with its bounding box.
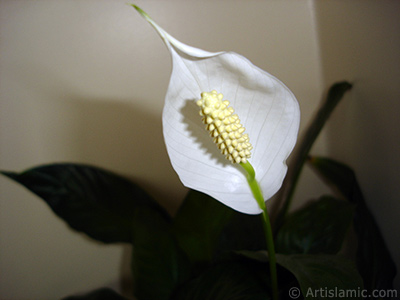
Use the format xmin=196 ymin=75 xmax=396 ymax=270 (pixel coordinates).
xmin=240 ymin=161 xmax=278 ymax=300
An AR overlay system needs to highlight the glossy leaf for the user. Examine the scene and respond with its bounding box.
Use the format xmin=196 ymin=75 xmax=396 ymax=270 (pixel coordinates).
xmin=133 ymin=5 xmax=300 ymax=214
xmin=172 ymin=190 xmax=266 ymax=265
xmin=1 ymin=163 xmax=170 ymax=243
xmin=131 ymin=207 xmax=190 ymax=300
xmin=276 ymin=254 xmax=364 ymax=300
xmin=276 ymin=196 xmax=354 ymax=255
xmin=235 ymin=250 xmax=362 ymax=300
xmin=172 ymin=190 xmax=234 ymax=263
xmin=308 ymin=156 xmax=397 ymax=293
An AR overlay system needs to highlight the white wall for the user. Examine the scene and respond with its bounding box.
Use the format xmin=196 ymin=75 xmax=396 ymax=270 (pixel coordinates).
xmin=314 ymin=0 xmax=400 ymax=291
xmin=0 ymin=1 xmax=398 ymax=299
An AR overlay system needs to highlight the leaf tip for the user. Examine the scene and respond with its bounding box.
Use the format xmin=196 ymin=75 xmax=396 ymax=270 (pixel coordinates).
xmin=0 ymin=170 xmax=18 ymax=180
xmin=129 ymin=4 xmax=150 ymax=19
xmin=331 ymin=81 xmax=353 ymax=94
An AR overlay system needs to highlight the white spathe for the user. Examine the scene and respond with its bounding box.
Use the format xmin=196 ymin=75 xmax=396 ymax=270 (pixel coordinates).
xmin=134 ymin=6 xmax=300 ymax=214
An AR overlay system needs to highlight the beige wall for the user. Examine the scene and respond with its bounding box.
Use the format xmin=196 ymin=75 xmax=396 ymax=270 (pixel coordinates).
xmin=0 ymin=0 xmax=398 ymax=298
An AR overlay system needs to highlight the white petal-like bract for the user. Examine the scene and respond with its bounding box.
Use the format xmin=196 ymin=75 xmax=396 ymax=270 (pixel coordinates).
xmin=134 ymin=6 xmax=300 ymax=214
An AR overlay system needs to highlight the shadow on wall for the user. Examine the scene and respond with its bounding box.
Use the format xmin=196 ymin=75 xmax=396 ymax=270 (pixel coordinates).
xmin=313 ymin=0 xmax=400 ymax=290
xmin=1 ymin=53 xmax=190 ymax=297
xmin=50 ymin=95 xmax=187 ymax=214
xmin=59 ymin=97 xmax=185 ymax=295
xmin=66 ymin=97 xmax=187 ymax=296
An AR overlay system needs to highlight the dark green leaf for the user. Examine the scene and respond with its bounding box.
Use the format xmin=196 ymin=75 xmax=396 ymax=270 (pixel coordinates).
xmin=308 ymin=157 xmax=397 ymax=294
xmin=276 ymin=254 xmax=364 ymax=300
xmin=233 ymin=250 xmax=270 ymax=263
xmin=131 ymin=207 xmax=191 ymax=300
xmin=1 ymin=163 xmax=170 ymax=243
xmin=308 ymin=157 xmax=363 ymax=204
xmin=172 ymin=190 xmax=235 ymax=263
xmin=230 ymin=250 xmax=307 ymax=300
xmin=216 ymin=211 xmax=266 ymax=254
xmin=276 ymin=196 xmax=354 ymax=255
xmin=61 ymin=288 xmax=129 ymax=300
xmin=275 ymin=81 xmax=353 ymax=230
xmin=170 ymin=259 xmax=271 ymax=300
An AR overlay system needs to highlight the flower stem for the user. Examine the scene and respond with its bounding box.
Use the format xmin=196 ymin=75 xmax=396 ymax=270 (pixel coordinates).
xmin=240 ymin=161 xmax=278 ymax=300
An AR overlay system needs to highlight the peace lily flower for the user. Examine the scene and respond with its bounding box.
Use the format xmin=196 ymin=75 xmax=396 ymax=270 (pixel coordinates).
xmin=132 ymin=6 xmax=300 ymax=215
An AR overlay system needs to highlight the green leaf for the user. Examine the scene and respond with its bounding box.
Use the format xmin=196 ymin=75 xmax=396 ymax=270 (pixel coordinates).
xmin=1 ymin=163 xmax=170 ymax=244
xmin=232 ymin=250 xmax=323 ymax=300
xmin=131 ymin=207 xmax=191 ymax=300
xmin=61 ymin=288 xmax=129 ymax=300
xmin=308 ymin=156 xmax=397 ymax=293
xmin=308 ymin=157 xmax=363 ymax=205
xmin=172 ymin=190 xmax=235 ymax=263
xmin=276 ymin=196 xmax=354 ymax=255
xmin=216 ymin=211 xmax=266 ymax=254
xmin=172 ymin=190 xmax=267 ymax=266
xmin=170 ymin=259 xmax=271 ymax=300
xmin=276 ymin=254 xmax=364 ymax=300
xmin=275 ymin=81 xmax=353 ymax=229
